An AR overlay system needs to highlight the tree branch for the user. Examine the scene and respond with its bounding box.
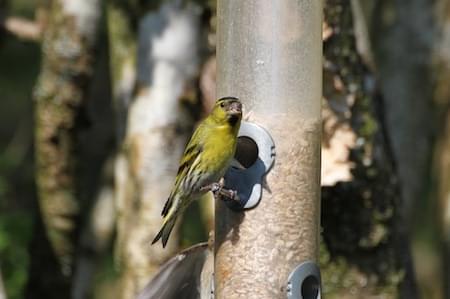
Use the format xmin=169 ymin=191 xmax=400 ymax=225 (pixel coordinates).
xmin=1 ymin=16 xmax=42 ymax=41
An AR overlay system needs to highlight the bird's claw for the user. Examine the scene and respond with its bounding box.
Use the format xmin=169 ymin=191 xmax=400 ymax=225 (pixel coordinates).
xmin=201 ymin=182 xmax=239 ymax=202
xmin=226 ymin=189 xmax=239 ymax=202
xmin=210 ymin=182 xmax=221 ymax=193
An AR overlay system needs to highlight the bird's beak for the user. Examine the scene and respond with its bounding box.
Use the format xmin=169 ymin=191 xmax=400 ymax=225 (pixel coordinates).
xmin=228 ymin=101 xmax=242 ymax=115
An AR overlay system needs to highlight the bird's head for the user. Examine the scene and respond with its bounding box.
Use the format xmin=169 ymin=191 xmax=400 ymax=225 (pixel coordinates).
xmin=211 ymin=97 xmax=242 ymax=126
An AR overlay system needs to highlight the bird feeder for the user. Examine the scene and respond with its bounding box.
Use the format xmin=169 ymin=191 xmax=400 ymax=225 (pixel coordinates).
xmin=215 ymin=1 xmax=323 ymax=298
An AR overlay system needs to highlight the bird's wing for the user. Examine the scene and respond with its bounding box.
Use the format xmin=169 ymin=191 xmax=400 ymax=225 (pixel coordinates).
xmin=161 ymin=131 xmax=204 ymax=217
xmin=136 ymin=243 xmax=211 ymax=299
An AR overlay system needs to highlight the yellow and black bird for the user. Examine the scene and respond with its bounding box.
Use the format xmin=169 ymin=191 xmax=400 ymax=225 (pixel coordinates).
xmin=152 ymin=97 xmax=242 ymax=247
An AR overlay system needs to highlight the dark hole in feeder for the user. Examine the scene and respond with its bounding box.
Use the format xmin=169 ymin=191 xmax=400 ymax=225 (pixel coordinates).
xmin=234 ymin=136 xmax=258 ymax=169
xmin=301 ymin=275 xmax=319 ymax=299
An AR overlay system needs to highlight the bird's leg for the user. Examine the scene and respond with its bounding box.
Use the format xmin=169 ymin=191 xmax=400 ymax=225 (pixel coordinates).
xmin=200 ymin=179 xmax=239 ymax=202
xmin=200 ymin=183 xmax=220 ymax=193
xmin=215 ymin=178 xmax=239 ymax=201
xmin=217 ymin=177 xmax=225 ymax=189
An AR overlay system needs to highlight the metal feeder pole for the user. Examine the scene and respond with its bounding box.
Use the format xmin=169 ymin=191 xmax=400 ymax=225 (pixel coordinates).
xmin=215 ymin=1 xmax=323 ymax=298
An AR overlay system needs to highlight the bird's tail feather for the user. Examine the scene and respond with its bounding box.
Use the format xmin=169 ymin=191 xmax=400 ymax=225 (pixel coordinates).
xmin=151 ymin=216 xmax=177 ymax=248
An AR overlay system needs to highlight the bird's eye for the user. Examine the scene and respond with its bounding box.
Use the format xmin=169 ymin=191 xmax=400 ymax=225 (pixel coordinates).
xmin=220 ymin=102 xmax=225 ymax=108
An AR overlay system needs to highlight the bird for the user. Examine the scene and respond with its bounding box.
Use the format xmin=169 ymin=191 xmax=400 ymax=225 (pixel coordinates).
xmin=152 ymin=97 xmax=243 ymax=247
xmin=136 ymin=243 xmax=212 ymax=299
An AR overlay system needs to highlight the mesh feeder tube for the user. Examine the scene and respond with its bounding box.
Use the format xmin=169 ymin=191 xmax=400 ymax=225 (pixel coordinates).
xmin=215 ymin=1 xmax=322 ymax=299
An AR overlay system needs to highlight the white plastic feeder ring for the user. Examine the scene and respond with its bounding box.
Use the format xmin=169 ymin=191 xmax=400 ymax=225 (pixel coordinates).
xmin=287 ymin=261 xmax=321 ymax=299
xmin=223 ymin=121 xmax=276 ymax=210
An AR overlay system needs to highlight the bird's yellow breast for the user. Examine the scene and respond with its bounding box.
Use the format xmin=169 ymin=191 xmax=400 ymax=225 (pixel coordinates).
xmin=203 ymin=124 xmax=238 ymax=175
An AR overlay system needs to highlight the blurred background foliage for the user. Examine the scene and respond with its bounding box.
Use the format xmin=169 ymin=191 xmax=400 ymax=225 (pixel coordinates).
xmin=0 ymin=0 xmax=449 ymax=298
xmin=0 ymin=1 xmax=39 ymax=298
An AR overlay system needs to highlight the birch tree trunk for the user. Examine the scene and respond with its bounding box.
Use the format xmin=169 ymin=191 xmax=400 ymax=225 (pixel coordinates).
xmin=105 ymin=2 xmax=137 ymax=280
xmin=106 ymin=0 xmax=136 ymax=144
xmin=34 ymin=0 xmax=102 ymax=275
xmin=113 ymin=3 xmax=203 ymax=298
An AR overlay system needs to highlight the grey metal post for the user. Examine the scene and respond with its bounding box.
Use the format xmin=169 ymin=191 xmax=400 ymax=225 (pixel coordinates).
xmin=215 ymin=1 xmax=323 ymax=298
